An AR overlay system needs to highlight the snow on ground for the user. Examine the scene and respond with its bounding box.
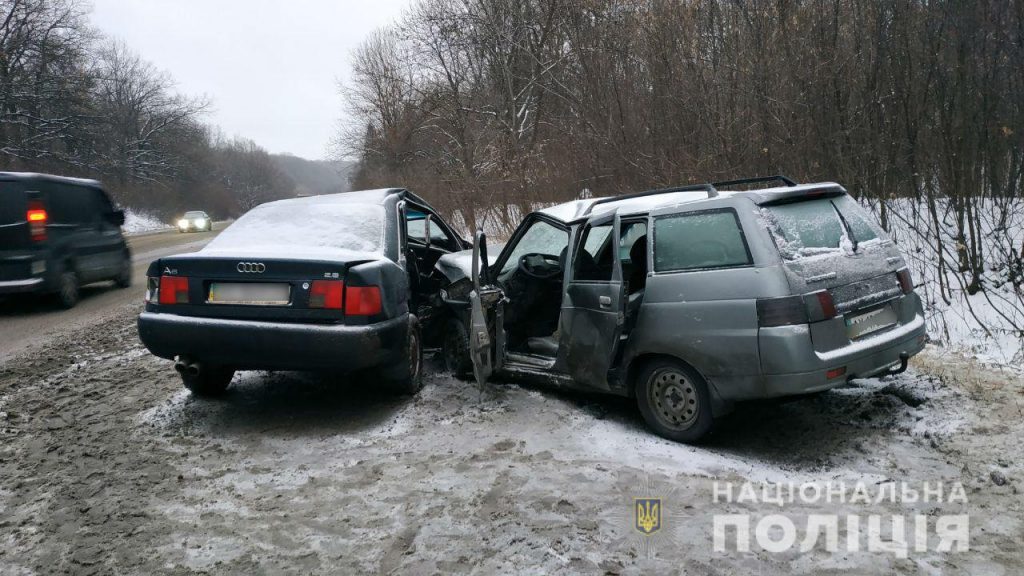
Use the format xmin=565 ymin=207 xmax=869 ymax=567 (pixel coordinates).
xmin=122 ymin=207 xmax=170 ymax=234
xmin=865 ymin=198 xmax=1024 ymax=367
xmin=1 ymin=300 xmax=1022 ymax=573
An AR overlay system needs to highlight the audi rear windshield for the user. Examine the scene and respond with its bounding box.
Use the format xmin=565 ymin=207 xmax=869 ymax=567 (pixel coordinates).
xmin=205 ymin=202 xmax=385 ymax=253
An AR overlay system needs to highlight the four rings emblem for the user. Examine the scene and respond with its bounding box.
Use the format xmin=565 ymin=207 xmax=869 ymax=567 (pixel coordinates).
xmin=237 ymin=262 xmax=266 ymax=273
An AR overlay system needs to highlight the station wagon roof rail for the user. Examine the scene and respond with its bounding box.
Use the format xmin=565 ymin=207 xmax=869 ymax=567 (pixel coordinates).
xmin=575 ymin=182 xmax=720 ymax=220
xmin=711 ymin=174 xmax=797 ymax=188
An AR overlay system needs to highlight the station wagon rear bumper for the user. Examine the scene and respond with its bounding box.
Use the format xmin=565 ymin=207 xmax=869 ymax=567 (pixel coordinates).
xmin=757 ymin=311 xmax=927 ymax=398
xmin=138 ymin=311 xmax=409 ymax=372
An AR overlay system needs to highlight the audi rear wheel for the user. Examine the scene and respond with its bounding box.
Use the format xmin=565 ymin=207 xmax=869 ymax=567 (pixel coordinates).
xmin=384 ymin=317 xmax=424 ymax=395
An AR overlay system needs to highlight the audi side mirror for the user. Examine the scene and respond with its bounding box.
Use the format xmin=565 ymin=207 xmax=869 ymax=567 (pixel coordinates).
xmin=109 ymin=209 xmax=126 ymax=227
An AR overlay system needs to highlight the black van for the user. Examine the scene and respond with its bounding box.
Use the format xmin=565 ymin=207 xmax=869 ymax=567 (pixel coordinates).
xmin=0 ymin=172 xmax=131 ymax=308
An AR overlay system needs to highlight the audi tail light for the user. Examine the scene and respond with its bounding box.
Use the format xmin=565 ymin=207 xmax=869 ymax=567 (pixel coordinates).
xmin=27 ymin=200 xmax=47 ymax=242
xmin=309 ymin=280 xmax=344 ymax=309
xmin=345 ymin=285 xmax=382 ymax=316
xmin=158 ymin=275 xmax=189 ymax=304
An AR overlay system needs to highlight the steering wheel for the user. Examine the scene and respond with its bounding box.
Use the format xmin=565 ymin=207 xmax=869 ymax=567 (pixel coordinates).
xmin=518 ymin=253 xmax=562 ymax=280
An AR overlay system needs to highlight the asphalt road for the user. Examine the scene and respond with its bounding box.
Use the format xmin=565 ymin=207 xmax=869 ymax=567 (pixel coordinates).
xmin=0 ymin=225 xmax=223 ymax=362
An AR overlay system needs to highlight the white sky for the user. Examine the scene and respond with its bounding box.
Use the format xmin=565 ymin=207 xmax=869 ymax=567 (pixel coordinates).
xmin=89 ymin=0 xmax=411 ymax=160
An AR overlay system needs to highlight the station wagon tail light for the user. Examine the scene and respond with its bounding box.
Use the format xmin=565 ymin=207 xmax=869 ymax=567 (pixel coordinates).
xmin=309 ymin=280 xmax=344 ymax=309
xmin=158 ymin=275 xmax=189 ymax=304
xmin=27 ymin=200 xmax=47 ymax=242
xmin=813 ymin=290 xmax=837 ymax=320
xmin=756 ymin=295 xmax=807 ymax=327
xmin=897 ymin=268 xmax=914 ymax=294
xmin=345 ymin=285 xmax=382 ymax=316
xmin=826 ymin=366 xmax=847 ymax=380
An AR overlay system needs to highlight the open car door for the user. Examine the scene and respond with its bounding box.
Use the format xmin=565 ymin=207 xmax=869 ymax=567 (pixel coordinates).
xmin=560 ymin=211 xmax=626 ymax=391
xmin=468 ymin=229 xmax=505 ymax=389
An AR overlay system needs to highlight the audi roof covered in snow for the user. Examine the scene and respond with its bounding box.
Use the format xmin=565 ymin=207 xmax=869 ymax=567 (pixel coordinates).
xmin=137 ymin=188 xmax=468 ymax=396
xmin=442 ymin=176 xmax=928 ymax=443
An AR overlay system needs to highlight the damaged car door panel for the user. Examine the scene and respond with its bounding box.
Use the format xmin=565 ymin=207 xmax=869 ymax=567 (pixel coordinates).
xmin=439 ymin=176 xmax=928 ymax=443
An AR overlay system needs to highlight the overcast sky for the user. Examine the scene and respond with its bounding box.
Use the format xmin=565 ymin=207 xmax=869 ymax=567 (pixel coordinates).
xmin=90 ymin=0 xmax=410 ymax=160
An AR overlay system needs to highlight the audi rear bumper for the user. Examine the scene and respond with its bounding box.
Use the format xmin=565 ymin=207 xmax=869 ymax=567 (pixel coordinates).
xmin=138 ymin=311 xmax=409 ymax=372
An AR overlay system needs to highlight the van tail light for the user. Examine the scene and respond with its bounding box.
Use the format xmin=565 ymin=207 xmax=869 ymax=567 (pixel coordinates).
xmin=756 ymin=295 xmax=808 ymax=327
xmin=309 ymin=280 xmax=344 ymax=309
xmin=27 ymin=200 xmax=47 ymax=242
xmin=897 ymin=268 xmax=914 ymax=294
xmin=158 ymin=275 xmax=189 ymax=304
xmin=345 ymin=285 xmax=382 ymax=316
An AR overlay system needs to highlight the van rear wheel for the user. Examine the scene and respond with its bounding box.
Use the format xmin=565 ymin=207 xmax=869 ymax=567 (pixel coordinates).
xmin=635 ymin=359 xmax=713 ymax=443
xmin=56 ymin=269 xmax=79 ymax=309
xmin=114 ymin=255 xmax=131 ymax=288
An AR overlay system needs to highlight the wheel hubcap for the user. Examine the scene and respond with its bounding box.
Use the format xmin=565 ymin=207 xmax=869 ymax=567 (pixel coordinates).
xmin=648 ymin=369 xmax=699 ymax=430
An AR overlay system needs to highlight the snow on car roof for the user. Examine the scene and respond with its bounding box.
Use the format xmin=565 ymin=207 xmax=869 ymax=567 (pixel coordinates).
xmin=260 ymin=188 xmax=405 ymax=209
xmin=0 ymin=171 xmax=103 ymax=188
xmin=536 ymin=182 xmax=844 ymax=222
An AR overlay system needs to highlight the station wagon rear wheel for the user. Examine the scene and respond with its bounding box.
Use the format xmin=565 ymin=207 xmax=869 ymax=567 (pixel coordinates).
xmin=636 ymin=360 xmax=713 ymax=443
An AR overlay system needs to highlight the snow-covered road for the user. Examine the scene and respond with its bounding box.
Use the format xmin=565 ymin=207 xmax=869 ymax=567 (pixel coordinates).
xmin=0 ymin=305 xmax=1021 ymax=574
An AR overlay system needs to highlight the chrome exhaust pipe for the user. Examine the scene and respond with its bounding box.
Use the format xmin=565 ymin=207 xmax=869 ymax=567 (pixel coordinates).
xmin=175 ymin=357 xmax=202 ymax=376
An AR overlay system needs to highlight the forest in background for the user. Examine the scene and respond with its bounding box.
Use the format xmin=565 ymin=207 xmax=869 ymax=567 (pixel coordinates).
xmin=0 ymin=0 xmax=350 ymax=219
xmin=343 ymin=0 xmax=1024 ymax=353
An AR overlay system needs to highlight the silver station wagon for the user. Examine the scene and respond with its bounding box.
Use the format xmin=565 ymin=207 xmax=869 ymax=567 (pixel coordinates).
xmin=439 ymin=176 xmax=927 ymax=443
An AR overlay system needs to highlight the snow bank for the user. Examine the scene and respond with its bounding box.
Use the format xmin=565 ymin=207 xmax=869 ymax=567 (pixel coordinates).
xmin=122 ymin=208 xmax=170 ymax=234
xmin=865 ymin=198 xmax=1024 ymax=367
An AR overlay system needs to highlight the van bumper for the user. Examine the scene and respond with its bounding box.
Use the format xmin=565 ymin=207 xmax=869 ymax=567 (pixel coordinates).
xmin=0 ymin=277 xmax=45 ymax=294
xmin=137 ymin=311 xmax=409 ymax=372
xmin=0 ymin=252 xmax=49 ymax=294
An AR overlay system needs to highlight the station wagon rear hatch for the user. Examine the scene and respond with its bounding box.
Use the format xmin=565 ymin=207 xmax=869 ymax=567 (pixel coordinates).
xmin=760 ymin=192 xmax=906 ymax=340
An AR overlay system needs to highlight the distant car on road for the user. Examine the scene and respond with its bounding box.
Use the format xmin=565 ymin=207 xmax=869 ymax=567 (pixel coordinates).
xmin=138 ymin=188 xmax=468 ymax=396
xmin=177 ymin=210 xmax=212 ymax=233
xmin=0 ymin=172 xmax=131 ymax=308
xmin=442 ymin=176 xmax=927 ymax=443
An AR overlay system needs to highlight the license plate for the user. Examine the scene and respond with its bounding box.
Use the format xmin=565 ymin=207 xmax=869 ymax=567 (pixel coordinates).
xmin=845 ymin=303 xmax=897 ymax=340
xmin=208 ymin=282 xmax=290 ymax=305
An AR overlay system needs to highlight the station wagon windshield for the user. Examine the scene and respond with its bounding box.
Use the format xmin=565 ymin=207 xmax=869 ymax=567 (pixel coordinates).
xmin=206 ymin=202 xmax=385 ymax=253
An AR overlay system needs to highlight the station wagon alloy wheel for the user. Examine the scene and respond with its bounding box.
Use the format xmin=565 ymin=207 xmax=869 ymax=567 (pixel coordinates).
xmin=649 ymin=368 xmax=700 ymax=429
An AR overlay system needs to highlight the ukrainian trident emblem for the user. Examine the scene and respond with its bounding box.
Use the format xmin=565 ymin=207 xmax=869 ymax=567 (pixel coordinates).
xmin=634 ymin=498 xmax=662 ymax=535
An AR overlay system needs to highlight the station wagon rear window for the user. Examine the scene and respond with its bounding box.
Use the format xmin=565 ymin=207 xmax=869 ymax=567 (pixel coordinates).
xmin=654 ymin=209 xmax=752 ymax=272
xmin=206 ymin=202 xmax=385 ymax=253
xmin=763 ymin=195 xmax=879 ymax=259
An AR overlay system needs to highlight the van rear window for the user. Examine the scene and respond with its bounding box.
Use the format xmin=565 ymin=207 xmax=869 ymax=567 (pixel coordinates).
xmin=654 ymin=209 xmax=752 ymax=272
xmin=0 ymin=182 xmax=26 ymax=224
xmin=763 ymin=196 xmax=879 ymax=259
